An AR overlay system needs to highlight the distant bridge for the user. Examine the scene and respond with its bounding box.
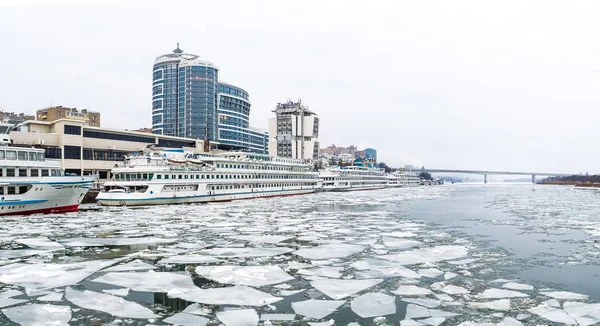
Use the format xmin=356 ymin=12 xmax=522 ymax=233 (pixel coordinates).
xmin=418 ymin=168 xmax=575 ymax=183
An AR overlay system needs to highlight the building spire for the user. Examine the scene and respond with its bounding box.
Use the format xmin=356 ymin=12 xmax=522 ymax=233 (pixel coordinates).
xmin=173 ymin=42 xmax=183 ymax=54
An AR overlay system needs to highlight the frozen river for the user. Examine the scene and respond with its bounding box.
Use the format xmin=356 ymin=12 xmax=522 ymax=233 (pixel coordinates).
xmin=1 ymin=184 xmax=599 ymax=325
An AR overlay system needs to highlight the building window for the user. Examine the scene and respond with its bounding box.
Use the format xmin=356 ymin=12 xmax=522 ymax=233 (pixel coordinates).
xmin=64 ymin=146 xmax=81 ymax=159
xmin=64 ymin=125 xmax=82 ymax=135
xmin=83 ymin=130 xmax=155 ymax=144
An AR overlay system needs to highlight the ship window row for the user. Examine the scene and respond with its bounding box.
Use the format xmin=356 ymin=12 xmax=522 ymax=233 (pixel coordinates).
xmin=0 ymin=185 xmax=32 ymax=195
xmin=0 ymin=168 xmax=61 ymax=177
xmin=207 ymin=182 xmax=311 ymax=191
xmin=150 ymin=173 xmax=317 ymax=180
xmin=115 ymin=173 xmax=154 ymax=181
xmin=0 ymin=150 xmax=45 ymax=161
xmin=215 ymin=163 xmax=307 ymax=171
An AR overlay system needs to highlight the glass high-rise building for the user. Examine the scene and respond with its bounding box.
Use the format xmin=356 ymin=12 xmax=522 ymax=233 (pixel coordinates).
xmin=152 ymin=44 xmax=218 ymax=140
xmin=217 ymin=82 xmax=268 ymax=153
xmin=151 ymin=45 xmax=268 ymax=153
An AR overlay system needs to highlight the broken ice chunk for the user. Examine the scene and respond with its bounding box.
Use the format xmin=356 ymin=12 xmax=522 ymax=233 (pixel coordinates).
xmin=92 ymin=271 xmax=196 ymax=293
xmin=168 ymin=285 xmax=282 ymax=306
xmin=355 ymin=266 xmax=421 ymax=279
xmin=163 ymin=312 xmax=209 ymax=326
xmin=0 ymin=249 xmax=50 ymax=260
xmin=198 ymin=247 xmax=294 ymax=258
xmin=229 ymin=235 xmax=294 ymax=244
xmin=440 ymin=284 xmax=469 ymax=295
xmin=157 ymin=255 xmax=222 ymax=265
xmin=2 ymin=304 xmax=71 ymax=326
xmin=58 ymin=237 xmax=176 ymax=247
xmin=393 ymin=285 xmax=434 ymax=296
xmin=350 ymin=292 xmax=396 ymax=318
xmin=468 ymin=299 xmax=511 ymax=311
xmin=181 ymin=303 xmax=211 ymax=316
xmin=562 ymin=301 xmax=600 ymax=326
xmin=217 ymin=309 xmax=258 ymax=326
xmin=37 ymin=292 xmax=64 ymax=302
xmin=400 ymin=320 xmax=426 ymax=326
xmin=291 ymin=299 xmax=345 ymax=319
xmin=0 ymin=297 xmax=27 ymax=308
xmin=279 ymin=289 xmax=306 ymax=296
xmin=102 ymin=288 xmax=129 ymax=297
xmin=350 ymin=258 xmax=399 ymax=270
xmin=541 ymin=291 xmax=589 ymax=300
xmin=193 ymin=265 xmax=294 ymax=287
xmin=476 ymin=289 xmax=528 ymax=299
xmin=418 ymin=268 xmax=444 ymax=278
xmin=310 ymin=278 xmax=383 ymax=299
xmin=529 ymin=304 xmax=577 ymax=324
xmin=420 ymin=317 xmax=446 ymax=326
xmin=497 ymin=317 xmax=524 ymax=326
xmin=501 ymin=282 xmax=533 ymax=291
xmin=65 ymin=287 xmax=157 ymax=319
xmin=382 ymin=238 xmax=422 ymax=249
xmin=298 ymin=266 xmax=343 ymax=279
xmin=260 ymin=313 xmax=296 ymax=321
xmin=380 ymin=246 xmax=468 ymax=265
xmin=103 ymin=259 xmax=156 ymax=272
xmin=405 ymin=304 xmax=431 ymax=319
xmin=294 ymin=243 xmax=366 ymax=260
xmin=15 ymin=237 xmax=64 ymax=250
xmin=401 ymin=298 xmax=442 ymax=308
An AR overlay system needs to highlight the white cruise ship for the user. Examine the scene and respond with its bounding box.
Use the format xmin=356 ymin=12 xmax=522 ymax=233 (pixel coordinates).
xmin=0 ymin=126 xmax=95 ymax=216
xmin=96 ymin=151 xmax=322 ymax=206
xmin=319 ymin=165 xmax=387 ymax=191
xmin=386 ymin=170 xmax=421 ymax=187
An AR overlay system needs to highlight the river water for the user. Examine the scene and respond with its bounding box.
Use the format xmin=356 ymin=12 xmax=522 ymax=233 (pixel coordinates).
xmin=0 ymin=184 xmax=599 ymax=325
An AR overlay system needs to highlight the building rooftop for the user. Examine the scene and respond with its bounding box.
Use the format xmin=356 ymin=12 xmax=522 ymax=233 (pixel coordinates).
xmin=273 ymin=99 xmax=316 ymax=115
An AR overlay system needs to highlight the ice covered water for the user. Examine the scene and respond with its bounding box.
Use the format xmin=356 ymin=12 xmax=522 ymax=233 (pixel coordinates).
xmin=0 ymin=185 xmax=599 ymax=325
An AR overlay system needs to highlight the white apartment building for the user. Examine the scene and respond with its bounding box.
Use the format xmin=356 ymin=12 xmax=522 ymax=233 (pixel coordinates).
xmin=268 ymin=100 xmax=319 ymax=160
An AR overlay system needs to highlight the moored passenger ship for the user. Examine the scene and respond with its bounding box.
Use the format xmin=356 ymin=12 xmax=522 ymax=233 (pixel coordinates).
xmin=96 ymin=151 xmax=322 ymax=206
xmin=386 ymin=170 xmax=421 ymax=188
xmin=0 ymin=126 xmax=95 ymax=216
xmin=319 ymin=165 xmax=387 ymax=191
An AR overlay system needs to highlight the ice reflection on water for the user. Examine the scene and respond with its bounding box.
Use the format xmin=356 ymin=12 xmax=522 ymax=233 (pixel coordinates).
xmin=0 ymin=185 xmax=599 ymax=325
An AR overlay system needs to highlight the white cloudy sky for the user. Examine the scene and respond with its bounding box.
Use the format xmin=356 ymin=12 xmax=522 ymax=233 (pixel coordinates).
xmin=1 ymin=0 xmax=599 ymax=173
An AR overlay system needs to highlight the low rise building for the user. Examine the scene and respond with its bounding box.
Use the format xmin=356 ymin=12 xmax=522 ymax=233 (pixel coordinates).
xmin=10 ymin=119 xmax=208 ymax=179
xmin=37 ymin=106 xmax=101 ymax=127
xmin=0 ymin=111 xmax=35 ymax=124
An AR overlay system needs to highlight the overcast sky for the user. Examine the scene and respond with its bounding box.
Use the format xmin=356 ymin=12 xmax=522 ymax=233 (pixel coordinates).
xmin=1 ymin=0 xmax=599 ymax=173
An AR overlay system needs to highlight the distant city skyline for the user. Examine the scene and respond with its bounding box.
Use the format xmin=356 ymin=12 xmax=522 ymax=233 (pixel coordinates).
xmin=1 ymin=0 xmax=599 ymax=173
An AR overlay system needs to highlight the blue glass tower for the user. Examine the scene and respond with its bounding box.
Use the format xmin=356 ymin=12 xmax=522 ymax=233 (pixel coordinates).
xmin=152 ymin=44 xmax=218 ymax=140
xmin=217 ymin=82 xmax=268 ymax=154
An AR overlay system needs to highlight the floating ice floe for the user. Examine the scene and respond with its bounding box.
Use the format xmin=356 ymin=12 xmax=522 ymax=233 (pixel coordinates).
xmin=350 ymin=292 xmax=396 ymax=318
xmin=0 ymin=249 xmax=49 ymax=260
xmin=2 ymin=303 xmax=71 ymax=326
xmin=229 ymin=235 xmax=294 ymax=244
xmin=102 ymin=259 xmax=156 ymax=272
xmin=92 ymin=271 xmax=196 ymax=293
xmin=157 ymin=255 xmax=222 ymax=265
xmin=387 ymin=231 xmax=418 ymax=238
xmin=417 ymin=268 xmax=444 ymax=278
xmin=192 ymin=265 xmax=294 ymax=287
xmin=355 ymin=266 xmax=421 ymax=279
xmin=298 ymin=266 xmax=343 ymax=279
xmin=401 ymin=298 xmax=442 ymax=308
xmin=541 ymin=290 xmax=589 ymax=300
xmin=65 ymin=287 xmax=158 ymax=319
xmin=216 ymin=308 xmax=259 ymax=326
xmin=529 ymin=304 xmax=577 ymax=324
xmin=447 ymin=258 xmax=479 ymax=265
xmin=0 ymin=259 xmax=122 ymax=290
xmin=291 ymin=299 xmax=345 ymax=319
xmin=260 ymin=313 xmax=296 ymax=321
xmin=350 ymin=258 xmax=403 ymax=270
xmin=393 ymin=285 xmax=434 ymax=296
xmin=380 ymin=246 xmax=468 ymax=265
xmin=294 ymin=243 xmax=366 ymax=260
xmin=181 ymin=303 xmax=211 ymax=316
xmin=497 ymin=317 xmax=524 ymax=326
xmin=0 ymin=289 xmax=27 ymax=308
xmin=168 ymin=285 xmax=282 ymax=306
xmin=420 ymin=317 xmax=447 ymax=326
xmin=58 ymin=237 xmax=176 ymax=247
xmin=439 ymin=284 xmax=469 ymax=295
xmin=400 ymin=319 xmax=426 ymax=325
xmin=15 ymin=237 xmax=64 ymax=250
xmin=163 ymin=312 xmax=210 ymax=326
xmin=310 ymin=278 xmax=383 ymax=299
xmin=102 ymin=288 xmax=129 ymax=297
xmin=37 ymin=292 xmax=64 ymax=302
xmin=382 ymin=238 xmax=422 ymax=249
xmin=501 ymin=282 xmax=534 ymax=291
xmin=308 ymin=321 xmax=335 ymax=326
xmin=563 ymin=301 xmax=600 ymax=325
xmin=476 ymin=289 xmax=528 ymax=299
xmin=279 ymin=289 xmax=306 ymax=296
xmin=198 ymin=247 xmax=294 ymax=258
xmin=405 ymin=303 xmax=460 ymax=320
xmin=444 ymin=272 xmax=457 ymax=280
xmin=468 ymin=299 xmax=511 ymax=311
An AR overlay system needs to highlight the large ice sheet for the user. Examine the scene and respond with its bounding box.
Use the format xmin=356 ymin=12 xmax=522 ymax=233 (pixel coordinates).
xmin=501 ymin=282 xmax=533 ymax=291
xmin=350 ymin=292 xmax=396 ymax=317
xmin=15 ymin=237 xmax=64 ymax=250
xmin=382 ymin=238 xmax=422 ymax=249
xmin=476 ymin=289 xmax=528 ymax=299
xmin=541 ymin=291 xmax=589 ymax=300
xmin=168 ymin=285 xmax=282 ymax=306
xmin=563 ymin=301 xmax=600 ymax=326
xmin=198 ymin=247 xmax=294 ymax=258
xmin=0 ymin=297 xmax=27 ymax=308
xmin=0 ymin=249 xmax=49 ymax=260
xmin=393 ymin=285 xmax=434 ymax=296
xmin=294 ymin=243 xmax=366 ymax=260
xmin=529 ymin=304 xmax=577 ymax=324
xmin=158 ymin=255 xmax=222 ymax=265
xmin=102 ymin=259 xmax=156 ymax=272
xmin=292 ymin=299 xmax=345 ymax=319
xmin=163 ymin=312 xmax=209 ymax=326
xmin=92 ymin=270 xmax=196 ymax=293
xmin=65 ymin=287 xmax=157 ymax=319
xmin=2 ymin=304 xmax=71 ymax=326
xmin=0 ymin=259 xmax=121 ymax=290
xmin=380 ymin=246 xmax=468 ymax=265
xmin=310 ymin=278 xmax=383 ymax=299
xmin=439 ymin=284 xmax=469 ymax=295
xmin=216 ymin=309 xmax=259 ymax=326
xmin=298 ymin=266 xmax=343 ymax=279
xmin=58 ymin=237 xmax=176 ymax=247
xmin=350 ymin=258 xmax=399 ymax=270
xmin=193 ymin=265 xmax=293 ymax=287
xmin=468 ymin=299 xmax=511 ymax=311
